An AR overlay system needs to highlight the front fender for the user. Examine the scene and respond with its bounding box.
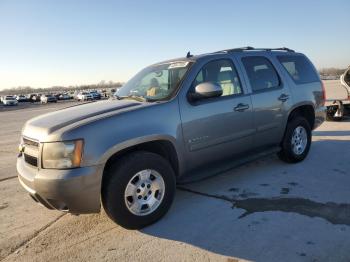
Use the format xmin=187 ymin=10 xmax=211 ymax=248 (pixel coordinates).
xmin=98 ymin=134 xmax=180 ymax=165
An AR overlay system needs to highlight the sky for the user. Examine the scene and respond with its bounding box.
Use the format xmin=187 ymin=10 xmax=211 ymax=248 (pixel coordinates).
xmin=0 ymin=0 xmax=349 ymax=90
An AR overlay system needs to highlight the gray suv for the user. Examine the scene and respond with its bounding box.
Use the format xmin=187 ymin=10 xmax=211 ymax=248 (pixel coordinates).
xmin=17 ymin=47 xmax=326 ymax=229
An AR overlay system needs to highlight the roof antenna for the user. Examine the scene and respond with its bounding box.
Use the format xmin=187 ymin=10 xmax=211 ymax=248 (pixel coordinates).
xmin=186 ymin=51 xmax=193 ymax=58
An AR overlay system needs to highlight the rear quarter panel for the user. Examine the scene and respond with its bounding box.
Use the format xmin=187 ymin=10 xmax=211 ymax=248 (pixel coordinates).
xmin=271 ymin=53 xmax=324 ymax=125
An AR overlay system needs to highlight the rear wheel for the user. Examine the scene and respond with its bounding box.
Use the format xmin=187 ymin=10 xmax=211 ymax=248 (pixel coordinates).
xmin=278 ymin=117 xmax=311 ymax=163
xmin=102 ymin=151 xmax=176 ymax=229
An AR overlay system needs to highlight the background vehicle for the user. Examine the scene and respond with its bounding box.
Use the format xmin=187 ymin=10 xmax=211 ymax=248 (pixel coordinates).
xmin=54 ymin=93 xmax=62 ymax=100
xmin=16 ymin=95 xmax=28 ymax=102
xmin=77 ymin=92 xmax=93 ymax=101
xmin=341 ymin=67 xmax=350 ymax=89
xmin=17 ymin=47 xmax=326 ymax=229
xmin=2 ymin=95 xmax=18 ymax=106
xmin=325 ymin=66 xmax=350 ymax=121
xmin=90 ymin=91 xmax=102 ymax=100
xmin=58 ymin=93 xmax=71 ymax=100
xmin=30 ymin=94 xmax=42 ymax=102
xmin=40 ymin=94 xmax=58 ymax=104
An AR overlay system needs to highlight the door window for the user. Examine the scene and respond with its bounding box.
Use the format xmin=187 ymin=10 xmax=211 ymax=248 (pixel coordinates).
xmin=242 ymin=56 xmax=280 ymax=92
xmin=193 ymin=59 xmax=243 ymax=97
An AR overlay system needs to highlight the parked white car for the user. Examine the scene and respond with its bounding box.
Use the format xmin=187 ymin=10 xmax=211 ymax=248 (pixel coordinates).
xmin=40 ymin=94 xmax=58 ymax=104
xmin=77 ymin=92 xmax=93 ymax=101
xmin=2 ymin=96 xmax=18 ymax=106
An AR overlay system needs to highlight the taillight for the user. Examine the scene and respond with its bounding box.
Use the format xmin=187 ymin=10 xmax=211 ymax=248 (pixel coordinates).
xmin=321 ymin=81 xmax=326 ymax=106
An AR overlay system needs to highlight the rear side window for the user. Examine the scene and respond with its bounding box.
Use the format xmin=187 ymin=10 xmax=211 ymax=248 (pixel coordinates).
xmin=277 ymin=55 xmax=319 ymax=84
xmin=242 ymin=56 xmax=280 ymax=92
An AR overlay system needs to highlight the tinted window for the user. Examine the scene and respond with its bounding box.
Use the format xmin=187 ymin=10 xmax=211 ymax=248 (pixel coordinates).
xmin=277 ymin=55 xmax=319 ymax=84
xmin=194 ymin=59 xmax=242 ymax=97
xmin=242 ymin=56 xmax=280 ymax=92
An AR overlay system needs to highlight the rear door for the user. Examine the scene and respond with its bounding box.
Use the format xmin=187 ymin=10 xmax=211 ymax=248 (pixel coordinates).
xmin=239 ymin=55 xmax=293 ymax=148
xmin=179 ymin=58 xmax=255 ymax=170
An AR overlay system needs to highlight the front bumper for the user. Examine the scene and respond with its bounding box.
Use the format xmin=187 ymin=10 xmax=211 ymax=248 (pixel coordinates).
xmin=314 ymin=106 xmax=327 ymax=129
xmin=17 ymin=155 xmax=103 ymax=214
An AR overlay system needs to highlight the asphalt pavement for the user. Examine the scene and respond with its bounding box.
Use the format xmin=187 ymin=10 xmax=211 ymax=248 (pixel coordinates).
xmin=0 ymin=87 xmax=349 ymax=262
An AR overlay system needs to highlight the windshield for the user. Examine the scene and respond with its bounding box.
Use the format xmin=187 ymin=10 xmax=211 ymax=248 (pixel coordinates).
xmin=116 ymin=61 xmax=192 ymax=101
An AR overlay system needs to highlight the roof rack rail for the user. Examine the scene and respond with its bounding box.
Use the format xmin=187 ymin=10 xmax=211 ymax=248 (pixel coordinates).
xmin=252 ymin=47 xmax=295 ymax=52
xmin=217 ymin=46 xmax=295 ymax=53
xmin=215 ymin=46 xmax=254 ymax=53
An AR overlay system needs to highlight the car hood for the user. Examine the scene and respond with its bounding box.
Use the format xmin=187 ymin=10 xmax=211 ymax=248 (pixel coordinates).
xmin=22 ymin=99 xmax=142 ymax=140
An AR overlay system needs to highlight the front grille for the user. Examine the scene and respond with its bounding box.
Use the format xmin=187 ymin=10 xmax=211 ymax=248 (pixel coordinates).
xmin=22 ymin=137 xmax=39 ymax=167
xmin=24 ymin=153 xmax=38 ymax=167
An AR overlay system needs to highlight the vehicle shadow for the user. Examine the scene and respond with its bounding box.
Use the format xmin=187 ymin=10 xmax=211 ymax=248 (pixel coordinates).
xmin=313 ymin=130 xmax=350 ymax=136
xmin=141 ymin=139 xmax=350 ymax=261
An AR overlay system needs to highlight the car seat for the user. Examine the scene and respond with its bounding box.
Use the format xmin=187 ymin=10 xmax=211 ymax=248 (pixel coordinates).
xmin=217 ymin=71 xmax=236 ymax=96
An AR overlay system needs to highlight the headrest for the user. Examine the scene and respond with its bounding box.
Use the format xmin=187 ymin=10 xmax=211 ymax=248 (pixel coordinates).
xmin=218 ymin=71 xmax=232 ymax=82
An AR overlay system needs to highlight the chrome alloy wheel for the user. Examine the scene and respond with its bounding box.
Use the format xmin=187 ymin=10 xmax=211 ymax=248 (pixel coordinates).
xmin=124 ymin=169 xmax=165 ymax=216
xmin=291 ymin=126 xmax=308 ymax=155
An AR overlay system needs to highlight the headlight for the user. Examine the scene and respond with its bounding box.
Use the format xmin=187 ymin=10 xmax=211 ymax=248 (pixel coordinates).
xmin=42 ymin=140 xmax=84 ymax=169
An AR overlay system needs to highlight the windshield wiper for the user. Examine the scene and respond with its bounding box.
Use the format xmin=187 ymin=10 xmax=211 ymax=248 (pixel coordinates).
xmin=115 ymin=95 xmax=148 ymax=102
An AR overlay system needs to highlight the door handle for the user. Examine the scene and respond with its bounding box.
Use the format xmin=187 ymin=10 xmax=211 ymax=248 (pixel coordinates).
xmin=278 ymin=94 xmax=290 ymax=102
xmin=234 ymin=103 xmax=250 ymax=112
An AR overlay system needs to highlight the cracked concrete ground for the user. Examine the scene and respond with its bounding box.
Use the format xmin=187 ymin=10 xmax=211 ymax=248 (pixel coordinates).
xmin=1 ymin=83 xmax=350 ymax=262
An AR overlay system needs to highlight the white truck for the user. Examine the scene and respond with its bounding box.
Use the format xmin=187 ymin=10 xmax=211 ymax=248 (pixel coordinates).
xmin=325 ymin=66 xmax=350 ymax=121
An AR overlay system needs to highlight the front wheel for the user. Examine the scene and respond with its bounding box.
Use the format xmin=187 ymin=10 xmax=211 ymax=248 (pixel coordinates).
xmin=102 ymin=151 xmax=176 ymax=229
xmin=278 ymin=117 xmax=311 ymax=163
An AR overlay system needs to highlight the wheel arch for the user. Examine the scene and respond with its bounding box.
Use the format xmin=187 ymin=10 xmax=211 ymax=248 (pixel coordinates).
xmin=101 ymin=136 xmax=181 ymax=186
xmin=287 ymin=103 xmax=315 ymax=129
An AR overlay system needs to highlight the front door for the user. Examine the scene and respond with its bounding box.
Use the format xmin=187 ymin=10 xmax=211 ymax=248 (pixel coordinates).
xmin=179 ymin=58 xmax=255 ymax=171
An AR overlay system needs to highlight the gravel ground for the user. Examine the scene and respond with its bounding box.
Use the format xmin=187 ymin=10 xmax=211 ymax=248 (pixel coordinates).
xmin=0 ymin=91 xmax=349 ymax=262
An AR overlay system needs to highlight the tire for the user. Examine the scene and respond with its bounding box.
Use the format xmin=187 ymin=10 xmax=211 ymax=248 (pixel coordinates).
xmin=278 ymin=116 xmax=312 ymax=163
xmin=102 ymin=151 xmax=176 ymax=229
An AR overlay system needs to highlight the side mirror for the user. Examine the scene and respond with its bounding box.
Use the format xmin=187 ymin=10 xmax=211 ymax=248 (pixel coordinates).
xmin=190 ymin=82 xmax=222 ymax=100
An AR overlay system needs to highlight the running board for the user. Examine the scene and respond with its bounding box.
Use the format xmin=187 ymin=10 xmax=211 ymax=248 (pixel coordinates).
xmin=177 ymin=146 xmax=281 ymax=185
